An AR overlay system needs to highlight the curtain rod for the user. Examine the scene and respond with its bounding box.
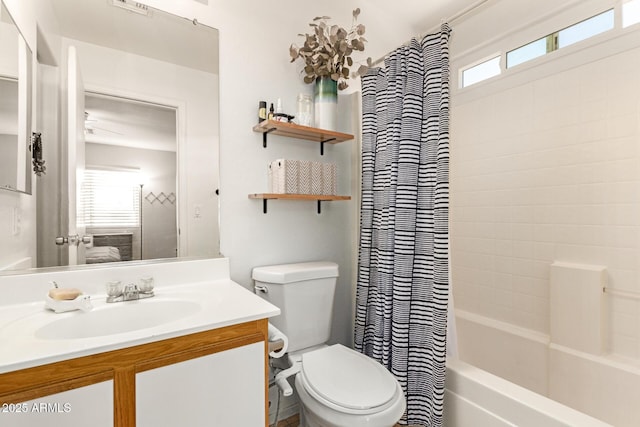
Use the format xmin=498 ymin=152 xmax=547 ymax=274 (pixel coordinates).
xmin=370 ymin=0 xmax=492 ymax=67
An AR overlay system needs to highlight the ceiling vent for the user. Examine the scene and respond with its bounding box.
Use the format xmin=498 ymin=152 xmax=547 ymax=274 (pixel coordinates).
xmin=111 ymin=0 xmax=150 ymax=16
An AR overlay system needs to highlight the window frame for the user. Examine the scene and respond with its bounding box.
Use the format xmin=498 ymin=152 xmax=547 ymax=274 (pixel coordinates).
xmin=457 ymin=5 xmax=632 ymax=90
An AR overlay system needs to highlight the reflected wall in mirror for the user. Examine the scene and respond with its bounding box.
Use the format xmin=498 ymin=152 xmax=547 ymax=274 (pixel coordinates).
xmin=28 ymin=0 xmax=220 ymax=270
xmin=0 ymin=1 xmax=32 ymax=195
xmin=83 ymin=93 xmax=178 ymax=264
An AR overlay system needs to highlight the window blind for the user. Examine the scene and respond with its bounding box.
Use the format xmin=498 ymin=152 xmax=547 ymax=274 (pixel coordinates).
xmin=81 ymin=168 xmax=141 ymax=227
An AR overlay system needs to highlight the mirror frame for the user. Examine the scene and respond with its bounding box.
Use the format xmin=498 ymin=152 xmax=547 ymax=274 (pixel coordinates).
xmin=0 ymin=0 xmax=33 ymax=195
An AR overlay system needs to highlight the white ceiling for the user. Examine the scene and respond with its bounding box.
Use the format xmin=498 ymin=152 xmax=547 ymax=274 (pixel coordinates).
xmin=365 ymin=0 xmax=484 ymax=35
xmin=49 ymin=0 xmax=216 ymax=152
xmin=50 ymin=0 xmax=218 ymax=74
xmin=84 ymin=93 xmax=176 ymax=152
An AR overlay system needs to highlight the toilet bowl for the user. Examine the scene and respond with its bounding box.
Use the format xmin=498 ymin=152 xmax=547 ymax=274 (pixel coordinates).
xmin=252 ymin=262 xmax=405 ymax=426
xmin=294 ymin=344 xmax=405 ymax=427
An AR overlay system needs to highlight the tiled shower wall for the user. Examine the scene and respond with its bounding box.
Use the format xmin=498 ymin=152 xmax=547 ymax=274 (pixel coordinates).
xmin=450 ymin=43 xmax=640 ymax=359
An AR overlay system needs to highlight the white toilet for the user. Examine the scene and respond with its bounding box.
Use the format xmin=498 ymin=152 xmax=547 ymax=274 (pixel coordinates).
xmin=252 ymin=261 xmax=405 ymax=427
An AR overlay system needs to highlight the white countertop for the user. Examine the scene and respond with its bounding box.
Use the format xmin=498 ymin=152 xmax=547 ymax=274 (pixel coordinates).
xmin=0 ymin=258 xmax=280 ymax=374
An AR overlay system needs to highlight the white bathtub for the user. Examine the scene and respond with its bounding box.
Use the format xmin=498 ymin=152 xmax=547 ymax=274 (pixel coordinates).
xmin=444 ymin=358 xmax=611 ymax=427
xmin=449 ymin=309 xmax=640 ymax=426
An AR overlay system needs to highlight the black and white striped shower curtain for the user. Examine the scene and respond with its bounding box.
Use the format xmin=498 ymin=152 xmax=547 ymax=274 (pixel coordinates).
xmin=354 ymin=25 xmax=451 ymax=427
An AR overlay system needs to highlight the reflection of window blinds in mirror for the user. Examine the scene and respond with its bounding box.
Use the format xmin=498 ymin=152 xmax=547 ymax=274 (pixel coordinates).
xmin=81 ymin=168 xmax=140 ymax=227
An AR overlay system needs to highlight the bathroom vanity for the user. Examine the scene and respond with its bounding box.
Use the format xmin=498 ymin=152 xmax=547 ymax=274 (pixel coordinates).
xmin=0 ymin=258 xmax=279 ymax=426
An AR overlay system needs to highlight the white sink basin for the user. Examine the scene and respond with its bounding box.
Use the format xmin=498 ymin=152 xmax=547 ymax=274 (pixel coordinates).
xmin=35 ymin=300 xmax=201 ymax=340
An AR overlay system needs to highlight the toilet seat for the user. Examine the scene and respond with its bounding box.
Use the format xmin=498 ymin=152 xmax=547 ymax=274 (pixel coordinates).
xmin=300 ymin=344 xmax=401 ymax=415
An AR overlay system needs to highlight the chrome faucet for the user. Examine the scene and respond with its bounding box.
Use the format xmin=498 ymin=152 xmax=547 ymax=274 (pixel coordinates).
xmin=106 ymin=277 xmax=154 ymax=303
xmin=123 ymin=283 xmax=140 ymax=301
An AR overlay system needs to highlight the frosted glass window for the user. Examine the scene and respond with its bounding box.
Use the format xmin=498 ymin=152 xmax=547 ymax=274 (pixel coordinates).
xmin=558 ymin=9 xmax=614 ymax=48
xmin=461 ymin=56 xmax=500 ymax=88
xmin=460 ymin=7 xmax=622 ymax=88
xmin=506 ymin=38 xmax=548 ymax=68
xmin=623 ymin=0 xmax=640 ymax=27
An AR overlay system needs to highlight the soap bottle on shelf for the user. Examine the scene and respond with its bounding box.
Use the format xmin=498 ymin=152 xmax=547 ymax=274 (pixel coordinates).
xmin=258 ymin=101 xmax=267 ymax=123
xmin=268 ymin=103 xmax=274 ymax=120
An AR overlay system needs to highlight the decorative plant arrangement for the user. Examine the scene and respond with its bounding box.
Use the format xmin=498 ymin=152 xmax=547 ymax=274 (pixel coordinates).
xmin=31 ymin=132 xmax=46 ymax=176
xmin=289 ymin=8 xmax=371 ymax=90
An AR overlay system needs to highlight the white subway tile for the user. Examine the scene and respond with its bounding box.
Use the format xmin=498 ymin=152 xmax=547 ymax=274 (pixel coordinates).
xmin=608 ymin=296 xmax=638 ymax=315
xmin=512 ymin=240 xmax=534 ymax=259
xmin=610 ymin=334 xmax=639 ymax=359
xmin=494 ymin=223 xmax=513 ymax=241
xmin=494 ymin=239 xmax=514 ymax=257
xmin=606 ymin=268 xmax=637 ymax=290
xmin=512 ymin=258 xmax=537 ymax=277
xmin=555 ymin=244 xmax=606 ymax=265
xmin=605 ymin=182 xmax=640 ymax=204
xmin=533 ymin=242 xmax=556 ymax=262
xmin=494 ymin=259 xmax=514 ymax=276
xmin=554 ymin=224 xmax=607 ymax=246
xmin=577 ymin=119 xmax=607 ymax=143
xmin=605 ymin=204 xmax=640 ymax=226
xmin=603 ymin=159 xmax=638 ymax=183
xmin=611 ymin=311 xmax=638 ymax=337
xmin=532 ymin=224 xmax=556 ymax=242
xmin=510 ymin=223 xmax=533 ymax=241
xmin=606 ymin=247 xmax=637 ymax=270
xmin=457 ymin=237 xmax=496 ymax=255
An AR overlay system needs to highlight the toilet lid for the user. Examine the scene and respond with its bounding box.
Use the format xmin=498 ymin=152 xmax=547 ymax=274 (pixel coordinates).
xmin=301 ymin=344 xmax=398 ymax=411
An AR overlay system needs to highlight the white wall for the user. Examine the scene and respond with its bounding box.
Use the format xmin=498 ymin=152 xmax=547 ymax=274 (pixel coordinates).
xmin=0 ymin=192 xmax=34 ymax=271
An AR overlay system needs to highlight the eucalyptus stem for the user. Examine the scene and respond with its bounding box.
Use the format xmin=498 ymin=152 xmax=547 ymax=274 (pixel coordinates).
xmin=289 ymin=8 xmax=370 ymax=90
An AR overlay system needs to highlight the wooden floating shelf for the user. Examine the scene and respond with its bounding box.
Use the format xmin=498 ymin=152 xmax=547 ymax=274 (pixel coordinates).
xmin=252 ymin=120 xmax=354 ymax=154
xmin=249 ymin=193 xmax=351 ymax=214
xmin=249 ymin=193 xmax=351 ymax=201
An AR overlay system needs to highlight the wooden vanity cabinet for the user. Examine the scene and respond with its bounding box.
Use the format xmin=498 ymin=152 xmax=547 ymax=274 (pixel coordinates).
xmin=0 ymin=319 xmax=269 ymax=427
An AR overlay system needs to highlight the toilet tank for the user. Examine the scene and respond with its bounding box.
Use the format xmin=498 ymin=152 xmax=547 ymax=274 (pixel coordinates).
xmin=252 ymin=262 xmax=339 ymax=353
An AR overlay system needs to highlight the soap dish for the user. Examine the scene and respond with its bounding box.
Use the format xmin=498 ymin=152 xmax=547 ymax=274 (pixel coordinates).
xmin=44 ymin=294 xmax=93 ymax=314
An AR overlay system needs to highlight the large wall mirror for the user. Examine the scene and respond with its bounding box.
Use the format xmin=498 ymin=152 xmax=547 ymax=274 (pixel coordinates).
xmin=0 ymin=1 xmax=33 ymax=195
xmin=17 ymin=0 xmax=219 ymax=272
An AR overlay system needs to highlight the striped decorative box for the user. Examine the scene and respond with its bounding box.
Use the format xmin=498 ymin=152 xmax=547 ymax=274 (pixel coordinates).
xmin=311 ymin=162 xmax=323 ymax=195
xmin=269 ymin=159 xmax=299 ymax=194
xmin=298 ymin=160 xmax=312 ymax=194
xmin=321 ymin=162 xmax=337 ymax=195
xmin=268 ymin=159 xmax=337 ymax=195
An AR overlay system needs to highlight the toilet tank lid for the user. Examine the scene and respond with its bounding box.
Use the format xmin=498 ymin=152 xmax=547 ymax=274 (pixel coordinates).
xmin=252 ymin=261 xmax=339 ymax=284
